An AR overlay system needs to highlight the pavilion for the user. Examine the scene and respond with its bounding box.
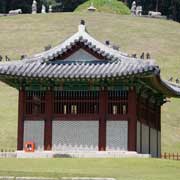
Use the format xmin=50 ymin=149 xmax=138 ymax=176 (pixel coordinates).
xmin=0 ymin=21 xmax=180 ymax=157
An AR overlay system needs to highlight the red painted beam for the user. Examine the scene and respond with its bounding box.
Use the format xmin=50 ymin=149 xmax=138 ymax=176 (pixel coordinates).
xmin=17 ymin=90 xmax=25 ymax=150
xmin=128 ymin=87 xmax=137 ymax=151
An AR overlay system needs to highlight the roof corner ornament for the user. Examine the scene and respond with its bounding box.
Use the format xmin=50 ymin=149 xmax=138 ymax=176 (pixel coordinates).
xmin=78 ymin=20 xmax=86 ymax=32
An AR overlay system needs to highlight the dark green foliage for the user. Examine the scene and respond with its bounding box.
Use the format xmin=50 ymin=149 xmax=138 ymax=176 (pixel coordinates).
xmin=0 ymin=0 xmax=180 ymax=22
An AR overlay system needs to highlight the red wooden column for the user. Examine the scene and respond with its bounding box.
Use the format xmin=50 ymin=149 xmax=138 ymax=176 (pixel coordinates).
xmin=44 ymin=90 xmax=53 ymax=150
xmin=99 ymin=88 xmax=108 ymax=151
xmin=17 ymin=89 xmax=25 ymax=150
xmin=157 ymin=105 xmax=161 ymax=157
xmin=128 ymin=87 xmax=137 ymax=151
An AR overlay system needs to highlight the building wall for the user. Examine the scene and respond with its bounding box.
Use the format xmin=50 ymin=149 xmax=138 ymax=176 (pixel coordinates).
xmin=158 ymin=131 xmax=161 ymax=157
xmin=52 ymin=121 xmax=99 ymax=151
xmin=141 ymin=123 xmax=149 ymax=154
xmin=136 ymin=121 xmax=141 ymax=153
xmin=18 ymin=88 xmax=161 ymax=156
xmin=106 ymin=121 xmax=128 ymax=151
xmin=150 ymin=128 xmax=157 ymax=157
xmin=23 ymin=120 xmax=44 ymax=151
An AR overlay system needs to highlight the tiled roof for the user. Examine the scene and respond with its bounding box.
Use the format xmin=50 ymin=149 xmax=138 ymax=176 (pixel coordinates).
xmin=0 ymin=22 xmax=180 ymax=97
xmin=0 ymin=59 xmax=159 ymax=79
xmin=23 ymin=24 xmax=129 ymax=63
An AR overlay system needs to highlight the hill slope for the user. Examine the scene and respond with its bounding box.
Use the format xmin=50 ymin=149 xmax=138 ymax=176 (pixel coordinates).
xmin=74 ymin=0 xmax=130 ymax=15
xmin=0 ymin=13 xmax=180 ymax=152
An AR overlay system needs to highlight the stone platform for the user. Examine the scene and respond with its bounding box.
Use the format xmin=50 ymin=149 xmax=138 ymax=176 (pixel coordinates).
xmin=16 ymin=151 xmax=151 ymax=158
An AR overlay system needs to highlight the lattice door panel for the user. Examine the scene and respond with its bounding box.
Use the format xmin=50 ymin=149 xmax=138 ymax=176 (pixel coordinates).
xmin=106 ymin=121 xmax=128 ymax=151
xmin=23 ymin=120 xmax=44 ymax=151
xmin=52 ymin=121 xmax=99 ymax=151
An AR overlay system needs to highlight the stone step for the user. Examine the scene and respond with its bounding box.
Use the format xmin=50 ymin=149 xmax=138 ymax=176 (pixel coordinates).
xmin=16 ymin=151 xmax=151 ymax=158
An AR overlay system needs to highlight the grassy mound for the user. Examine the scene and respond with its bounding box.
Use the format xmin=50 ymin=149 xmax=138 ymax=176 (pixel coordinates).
xmin=74 ymin=0 xmax=130 ymax=15
xmin=0 ymin=13 xmax=180 ymax=152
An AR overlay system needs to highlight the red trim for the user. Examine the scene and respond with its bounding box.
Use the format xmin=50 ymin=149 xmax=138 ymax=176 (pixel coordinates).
xmin=24 ymin=115 xmax=47 ymax=120
xmin=25 ymin=114 xmax=129 ymax=121
xmin=99 ymin=89 xmax=108 ymax=151
xmin=128 ymin=88 xmax=137 ymax=151
xmin=44 ymin=90 xmax=52 ymax=150
xmin=107 ymin=115 xmax=129 ymax=120
xmin=53 ymin=114 xmax=99 ymax=120
xmin=17 ymin=90 xmax=24 ymax=150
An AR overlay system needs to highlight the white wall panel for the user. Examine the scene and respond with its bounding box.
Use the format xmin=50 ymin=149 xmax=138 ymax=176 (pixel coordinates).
xmin=136 ymin=121 xmax=141 ymax=153
xmin=158 ymin=131 xmax=161 ymax=157
xmin=23 ymin=121 xmax=44 ymax=151
xmin=106 ymin=121 xmax=128 ymax=151
xmin=142 ymin=124 xmax=149 ymax=154
xmin=52 ymin=121 xmax=99 ymax=151
xmin=150 ymin=128 xmax=157 ymax=157
xmin=65 ymin=49 xmax=98 ymax=61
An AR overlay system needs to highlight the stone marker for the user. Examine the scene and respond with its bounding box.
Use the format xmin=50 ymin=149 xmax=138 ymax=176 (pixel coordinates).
xmin=136 ymin=6 xmax=142 ymax=16
xmin=9 ymin=9 xmax=22 ymax=15
xmin=131 ymin=1 xmax=143 ymax=16
xmin=148 ymin=11 xmax=162 ymax=17
xmin=41 ymin=5 xmax=46 ymax=13
xmin=32 ymin=0 xmax=37 ymax=14
xmin=131 ymin=1 xmax=136 ymax=16
xmin=49 ymin=5 xmax=52 ymax=13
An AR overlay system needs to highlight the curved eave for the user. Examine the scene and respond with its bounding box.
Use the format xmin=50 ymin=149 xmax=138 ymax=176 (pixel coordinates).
xmin=149 ymin=75 xmax=180 ymax=98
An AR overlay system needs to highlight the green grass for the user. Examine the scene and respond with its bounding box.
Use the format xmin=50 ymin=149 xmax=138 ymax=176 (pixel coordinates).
xmin=0 ymin=158 xmax=179 ymax=179
xmin=74 ymin=0 xmax=130 ymax=15
xmin=0 ymin=13 xmax=180 ymax=152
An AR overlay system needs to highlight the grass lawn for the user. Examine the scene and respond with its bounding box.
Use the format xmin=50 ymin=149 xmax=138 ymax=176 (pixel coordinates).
xmin=0 ymin=13 xmax=180 ymax=152
xmin=0 ymin=158 xmax=179 ymax=179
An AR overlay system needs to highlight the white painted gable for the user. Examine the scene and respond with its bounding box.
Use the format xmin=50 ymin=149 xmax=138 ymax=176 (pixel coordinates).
xmin=64 ymin=48 xmax=98 ymax=61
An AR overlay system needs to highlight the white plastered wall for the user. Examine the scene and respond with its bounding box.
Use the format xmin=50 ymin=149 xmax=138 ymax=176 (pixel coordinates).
xmin=136 ymin=121 xmax=141 ymax=153
xmin=106 ymin=121 xmax=128 ymax=151
xmin=65 ymin=48 xmax=98 ymax=61
xmin=52 ymin=121 xmax=99 ymax=151
xmin=150 ymin=128 xmax=157 ymax=157
xmin=142 ymin=123 xmax=149 ymax=154
xmin=23 ymin=120 xmax=44 ymax=151
xmin=158 ymin=131 xmax=161 ymax=157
